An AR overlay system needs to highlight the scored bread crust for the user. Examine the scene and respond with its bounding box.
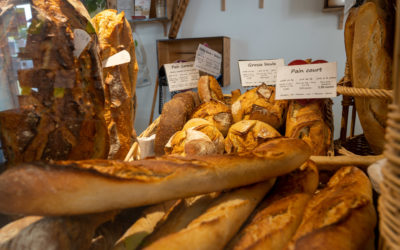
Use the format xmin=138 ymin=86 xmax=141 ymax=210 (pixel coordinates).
xmin=197 ymin=76 xmax=225 ymax=103
xmin=0 ymin=137 xmax=311 ymax=216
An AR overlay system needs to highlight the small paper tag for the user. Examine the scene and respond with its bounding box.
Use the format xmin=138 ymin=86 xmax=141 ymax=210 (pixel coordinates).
xmin=238 ymin=59 xmax=284 ymax=87
xmin=275 ymin=62 xmax=337 ymax=100
xmin=73 ymin=29 xmax=91 ymax=58
xmin=102 ymin=50 xmax=131 ymax=68
xmin=164 ymin=61 xmax=200 ymax=92
xmin=194 ymin=44 xmax=222 ymax=77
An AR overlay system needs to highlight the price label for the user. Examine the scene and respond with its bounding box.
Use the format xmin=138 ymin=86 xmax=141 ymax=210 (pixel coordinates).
xmin=194 ymin=44 xmax=222 ymax=77
xmin=73 ymin=29 xmax=91 ymax=58
xmin=164 ymin=61 xmax=200 ymax=92
xmin=102 ymin=50 xmax=131 ymax=68
xmin=238 ymin=59 xmax=284 ymax=87
xmin=275 ymin=62 xmax=337 ymax=100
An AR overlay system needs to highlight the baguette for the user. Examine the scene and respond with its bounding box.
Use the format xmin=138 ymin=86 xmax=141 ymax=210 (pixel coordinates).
xmin=285 ymin=166 xmax=376 ymax=250
xmin=0 ymin=137 xmax=311 ymax=216
xmin=144 ymin=180 xmax=276 ymax=250
xmin=227 ymin=161 xmax=318 ymax=250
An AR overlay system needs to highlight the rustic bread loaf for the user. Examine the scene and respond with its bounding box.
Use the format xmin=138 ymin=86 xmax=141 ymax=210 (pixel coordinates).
xmin=285 ymin=99 xmax=333 ymax=156
xmin=92 ymin=10 xmax=138 ymax=160
xmin=154 ymin=91 xmax=198 ymax=156
xmin=190 ymin=100 xmax=233 ymax=136
xmin=351 ymin=2 xmax=393 ymax=154
xmin=225 ymin=120 xmax=281 ymax=154
xmin=0 ymin=137 xmax=311 ymax=216
xmin=231 ymin=84 xmax=288 ymax=130
xmin=164 ymin=118 xmax=225 ymax=156
xmin=226 ymin=161 xmax=318 ymax=250
xmin=285 ymin=166 xmax=376 ymax=250
xmin=144 ymin=180 xmax=276 ymax=250
xmin=0 ymin=0 xmax=109 ymax=165
xmin=197 ymin=75 xmax=225 ymax=103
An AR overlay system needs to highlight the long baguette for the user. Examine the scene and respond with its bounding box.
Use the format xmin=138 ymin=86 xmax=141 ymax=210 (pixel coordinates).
xmin=144 ymin=180 xmax=276 ymax=250
xmin=0 ymin=137 xmax=310 ymax=216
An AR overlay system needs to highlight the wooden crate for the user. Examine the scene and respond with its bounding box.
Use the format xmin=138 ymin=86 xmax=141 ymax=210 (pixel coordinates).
xmin=156 ymin=36 xmax=231 ymax=86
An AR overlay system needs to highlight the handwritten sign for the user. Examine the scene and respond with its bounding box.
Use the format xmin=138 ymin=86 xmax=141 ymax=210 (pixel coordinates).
xmin=194 ymin=44 xmax=222 ymax=77
xmin=275 ymin=62 xmax=337 ymax=100
xmin=238 ymin=59 xmax=284 ymax=86
xmin=164 ymin=61 xmax=200 ymax=92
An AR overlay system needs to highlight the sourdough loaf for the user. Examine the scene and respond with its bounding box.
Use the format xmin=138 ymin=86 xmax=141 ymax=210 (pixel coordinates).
xmin=231 ymin=84 xmax=288 ymax=130
xmin=285 ymin=166 xmax=376 ymax=250
xmin=197 ymin=75 xmax=225 ymax=103
xmin=225 ymin=120 xmax=281 ymax=154
xmin=0 ymin=137 xmax=311 ymax=215
xmin=92 ymin=10 xmax=138 ymax=160
xmin=351 ymin=2 xmax=393 ymax=153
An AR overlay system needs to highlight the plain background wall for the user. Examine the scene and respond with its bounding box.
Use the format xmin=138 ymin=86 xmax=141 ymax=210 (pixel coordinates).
xmin=133 ymin=0 xmax=362 ymax=138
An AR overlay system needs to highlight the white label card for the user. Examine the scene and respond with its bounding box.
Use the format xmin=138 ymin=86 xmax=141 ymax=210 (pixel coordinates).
xmin=164 ymin=61 xmax=200 ymax=92
xmin=194 ymin=44 xmax=222 ymax=77
xmin=238 ymin=59 xmax=285 ymax=87
xmin=102 ymin=50 xmax=131 ymax=68
xmin=73 ymin=29 xmax=91 ymax=58
xmin=275 ymin=62 xmax=337 ymax=100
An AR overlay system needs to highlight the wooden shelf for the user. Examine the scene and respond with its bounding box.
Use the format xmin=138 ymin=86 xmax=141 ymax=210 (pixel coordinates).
xmin=129 ymin=17 xmax=169 ymax=36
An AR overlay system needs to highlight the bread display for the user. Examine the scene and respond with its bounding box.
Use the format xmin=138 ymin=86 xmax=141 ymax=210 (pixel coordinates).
xmin=226 ymin=161 xmax=318 ymax=250
xmin=225 ymin=120 xmax=281 ymax=154
xmin=0 ymin=137 xmax=311 ymax=215
xmin=154 ymin=91 xmax=199 ymax=156
xmin=165 ymin=118 xmax=225 ymax=156
xmin=286 ymin=166 xmax=376 ymax=250
xmin=348 ymin=2 xmax=393 ymax=154
xmin=0 ymin=0 xmax=109 ymax=165
xmin=231 ymin=84 xmax=288 ymax=130
xmin=92 ymin=10 xmax=138 ymax=160
xmin=190 ymin=100 xmax=233 ymax=136
xmin=285 ymin=99 xmax=333 ymax=156
xmin=144 ymin=180 xmax=276 ymax=250
xmin=197 ymin=75 xmax=225 ymax=103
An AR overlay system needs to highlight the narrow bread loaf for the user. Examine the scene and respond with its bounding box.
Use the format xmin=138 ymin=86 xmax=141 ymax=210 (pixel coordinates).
xmin=144 ymin=180 xmax=276 ymax=250
xmin=227 ymin=161 xmax=319 ymax=250
xmin=0 ymin=137 xmax=311 ymax=216
xmin=197 ymin=75 xmax=225 ymax=103
xmin=285 ymin=166 xmax=376 ymax=250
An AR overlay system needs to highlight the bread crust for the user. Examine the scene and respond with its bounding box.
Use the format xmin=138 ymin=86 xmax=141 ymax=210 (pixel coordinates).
xmin=0 ymin=138 xmax=310 ymax=215
xmin=197 ymin=76 xmax=225 ymax=103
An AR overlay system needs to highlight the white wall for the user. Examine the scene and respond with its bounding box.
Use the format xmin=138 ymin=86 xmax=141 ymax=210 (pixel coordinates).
xmin=133 ymin=0 xmax=362 ymax=138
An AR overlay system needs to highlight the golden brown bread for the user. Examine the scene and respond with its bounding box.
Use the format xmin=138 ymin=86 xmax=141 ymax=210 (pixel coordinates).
xmin=0 ymin=0 xmax=109 ymax=165
xmin=225 ymin=120 xmax=281 ymax=154
xmin=0 ymin=137 xmax=311 ymax=216
xmin=227 ymin=161 xmax=319 ymax=250
xmin=197 ymin=75 xmax=225 ymax=103
xmin=144 ymin=180 xmax=276 ymax=250
xmin=165 ymin=118 xmax=225 ymax=156
xmin=285 ymin=99 xmax=332 ymax=156
xmin=154 ymin=91 xmax=198 ymax=156
xmin=231 ymin=84 xmax=288 ymax=130
xmin=190 ymin=100 xmax=233 ymax=136
xmin=231 ymin=89 xmax=242 ymax=104
xmin=351 ymin=2 xmax=392 ymax=154
xmin=285 ymin=166 xmax=376 ymax=250
xmin=91 ymin=10 xmax=138 ymax=160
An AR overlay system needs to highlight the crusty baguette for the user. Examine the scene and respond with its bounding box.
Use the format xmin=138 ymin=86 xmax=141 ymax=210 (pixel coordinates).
xmin=227 ymin=161 xmax=318 ymax=250
xmin=285 ymin=166 xmax=376 ymax=250
xmin=113 ymin=200 xmax=179 ymax=250
xmin=144 ymin=179 xmax=276 ymax=250
xmin=140 ymin=192 xmax=220 ymax=248
xmin=0 ymin=137 xmax=310 ymax=216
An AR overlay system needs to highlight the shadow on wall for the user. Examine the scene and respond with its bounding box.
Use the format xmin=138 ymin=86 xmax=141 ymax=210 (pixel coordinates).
xmin=288 ymin=0 xmax=324 ymax=17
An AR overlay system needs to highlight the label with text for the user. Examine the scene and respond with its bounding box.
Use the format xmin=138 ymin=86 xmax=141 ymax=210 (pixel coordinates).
xmin=73 ymin=29 xmax=91 ymax=58
xmin=194 ymin=44 xmax=222 ymax=77
xmin=164 ymin=61 xmax=200 ymax=92
xmin=102 ymin=50 xmax=131 ymax=68
xmin=238 ymin=59 xmax=284 ymax=86
xmin=275 ymin=62 xmax=337 ymax=100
